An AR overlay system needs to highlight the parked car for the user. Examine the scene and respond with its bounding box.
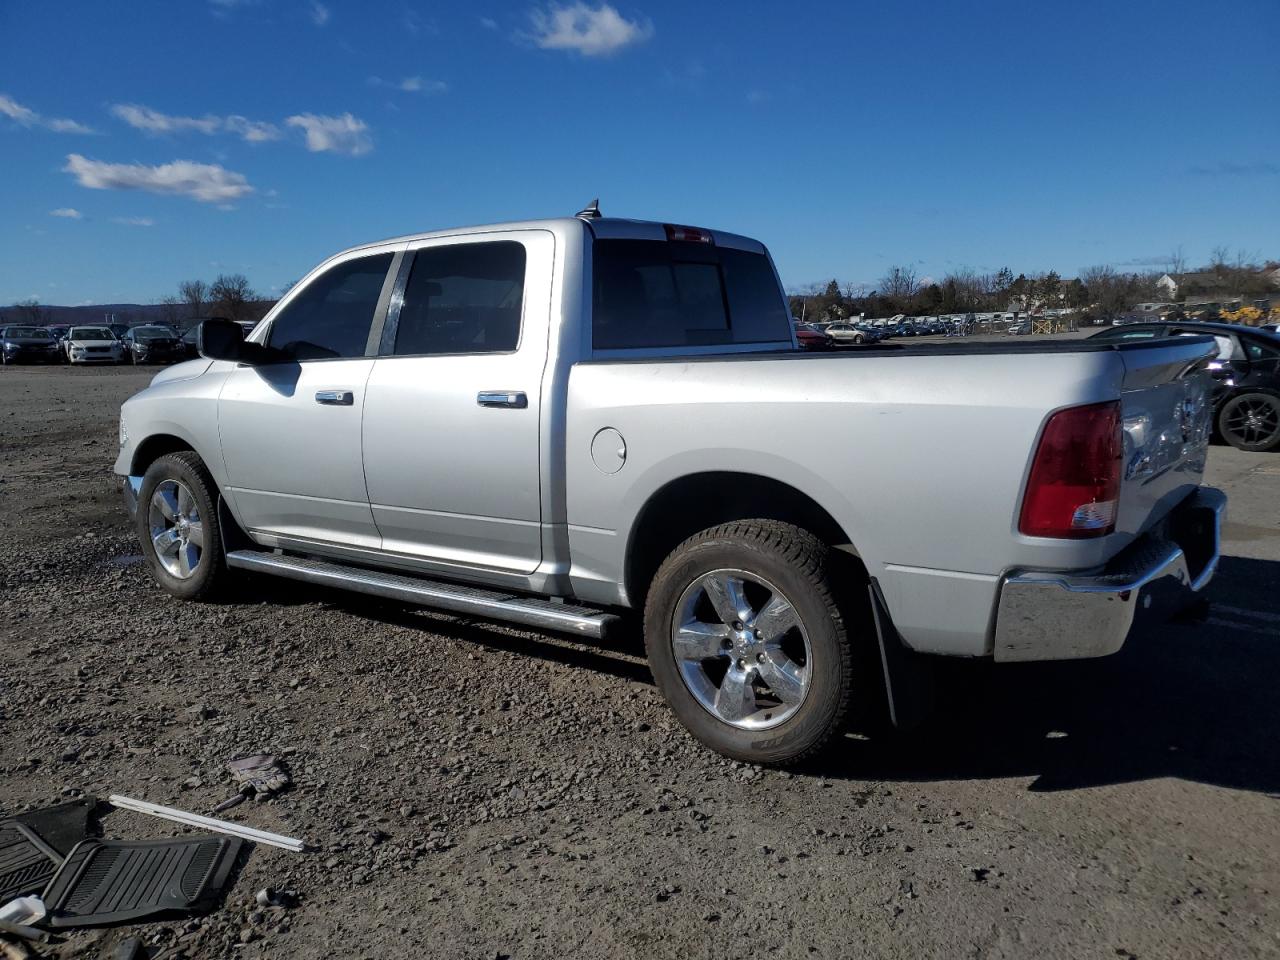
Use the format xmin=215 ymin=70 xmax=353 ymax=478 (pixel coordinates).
xmin=64 ymin=325 xmax=125 ymax=365
xmin=1007 ymin=320 xmax=1031 ymax=335
xmin=122 ymin=325 xmax=186 ymax=365
xmin=825 ymin=322 xmax=870 ymax=345
xmin=1089 ymin=320 xmax=1280 ymax=451
xmin=115 ymin=210 xmax=1224 ymax=765
xmin=1 ymin=325 xmax=63 ymax=364
xmin=181 ymin=326 xmax=202 ymax=359
xmin=793 ymin=323 xmax=832 ymax=350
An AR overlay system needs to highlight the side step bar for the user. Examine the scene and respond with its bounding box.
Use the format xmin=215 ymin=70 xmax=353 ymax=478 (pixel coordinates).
xmin=225 ymin=550 xmax=619 ymax=639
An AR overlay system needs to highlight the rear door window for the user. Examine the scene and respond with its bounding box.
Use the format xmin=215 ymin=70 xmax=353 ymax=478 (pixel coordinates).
xmin=592 ymin=239 xmax=789 ymax=349
xmin=391 ymin=241 xmax=526 ymax=356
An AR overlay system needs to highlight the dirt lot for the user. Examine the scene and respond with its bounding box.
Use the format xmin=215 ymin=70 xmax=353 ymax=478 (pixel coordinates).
xmin=2 ymin=363 xmax=1278 ymax=960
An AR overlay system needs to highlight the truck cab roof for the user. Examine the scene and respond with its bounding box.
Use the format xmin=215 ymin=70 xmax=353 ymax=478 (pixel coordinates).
xmin=343 ymin=216 xmax=768 ymax=260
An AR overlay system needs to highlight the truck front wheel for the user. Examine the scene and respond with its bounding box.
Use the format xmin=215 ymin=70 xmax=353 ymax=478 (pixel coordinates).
xmin=136 ymin=451 xmax=228 ymax=601
xmin=643 ymin=520 xmax=854 ymax=766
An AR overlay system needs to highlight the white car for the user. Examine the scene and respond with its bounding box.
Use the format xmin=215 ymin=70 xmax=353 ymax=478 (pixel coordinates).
xmin=65 ymin=325 xmax=125 ymax=364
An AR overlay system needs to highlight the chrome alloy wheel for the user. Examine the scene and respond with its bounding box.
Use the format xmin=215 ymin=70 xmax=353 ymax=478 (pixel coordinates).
xmin=148 ymin=479 xmax=204 ymax=579
xmin=671 ymin=569 xmax=812 ymax=731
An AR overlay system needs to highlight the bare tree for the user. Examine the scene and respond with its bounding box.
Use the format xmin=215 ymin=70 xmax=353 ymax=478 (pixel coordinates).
xmin=1165 ymin=245 xmax=1187 ymax=277
xmin=11 ymin=299 xmax=50 ymax=325
xmin=1080 ymin=265 xmax=1131 ymax=319
xmin=178 ymin=279 xmax=208 ymax=320
xmin=878 ymin=265 xmax=920 ymax=302
xmin=1209 ymin=245 xmax=1231 ymax=274
xmin=156 ymin=295 xmax=182 ymax=328
xmin=210 ymin=274 xmax=255 ymax=323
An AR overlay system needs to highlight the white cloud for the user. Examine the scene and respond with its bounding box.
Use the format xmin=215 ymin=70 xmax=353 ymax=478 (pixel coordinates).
xmin=112 ymin=216 xmax=156 ymax=227
xmin=368 ymin=76 xmax=448 ymax=94
xmin=63 ymin=154 xmax=254 ymax=204
xmin=530 ymin=3 xmax=651 ymax=56
xmin=111 ymin=103 xmax=221 ymax=135
xmin=49 ymin=208 xmax=83 ymax=219
xmin=224 ymin=115 xmax=283 ymax=142
xmin=309 ymin=1 xmax=330 ymax=25
xmin=110 ymin=103 xmax=282 ymax=143
xmin=480 ymin=16 xmax=498 ymax=29
xmin=0 ymin=93 xmax=94 ymax=134
xmin=285 ymin=112 xmax=372 ymax=155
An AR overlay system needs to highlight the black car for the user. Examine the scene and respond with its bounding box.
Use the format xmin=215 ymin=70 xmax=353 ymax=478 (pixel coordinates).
xmin=1088 ymin=320 xmax=1280 ymax=452
xmin=1 ymin=325 xmax=64 ymax=364
xmin=122 ymin=325 xmax=186 ymax=365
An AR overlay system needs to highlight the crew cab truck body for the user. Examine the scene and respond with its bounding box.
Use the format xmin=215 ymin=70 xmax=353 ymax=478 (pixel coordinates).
xmin=115 ymin=213 xmax=1225 ymax=764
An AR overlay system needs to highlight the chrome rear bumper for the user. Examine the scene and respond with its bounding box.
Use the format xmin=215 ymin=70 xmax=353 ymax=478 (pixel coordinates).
xmin=993 ymin=486 xmax=1225 ymax=662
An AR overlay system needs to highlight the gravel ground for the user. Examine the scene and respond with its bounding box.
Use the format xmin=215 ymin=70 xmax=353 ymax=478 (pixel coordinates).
xmin=2 ymin=363 xmax=1278 ymax=960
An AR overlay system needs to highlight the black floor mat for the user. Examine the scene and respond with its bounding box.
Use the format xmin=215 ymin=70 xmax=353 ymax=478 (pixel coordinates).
xmin=0 ymin=798 xmax=97 ymax=901
xmin=41 ymin=835 xmax=243 ymax=928
xmin=0 ymin=822 xmax=64 ymax=902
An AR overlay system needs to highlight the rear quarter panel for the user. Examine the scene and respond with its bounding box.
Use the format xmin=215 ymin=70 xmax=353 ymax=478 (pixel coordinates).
xmin=565 ymin=349 xmax=1134 ymax=655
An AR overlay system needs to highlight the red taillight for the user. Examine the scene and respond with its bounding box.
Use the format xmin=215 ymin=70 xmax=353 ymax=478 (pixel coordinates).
xmin=664 ymin=223 xmax=714 ymax=244
xmin=1019 ymin=401 xmax=1122 ymax=539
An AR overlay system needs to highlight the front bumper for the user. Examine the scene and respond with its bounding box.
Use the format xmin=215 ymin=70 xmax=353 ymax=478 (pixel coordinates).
xmin=993 ymin=486 xmax=1225 ymax=662
xmin=4 ymin=347 xmax=62 ymax=362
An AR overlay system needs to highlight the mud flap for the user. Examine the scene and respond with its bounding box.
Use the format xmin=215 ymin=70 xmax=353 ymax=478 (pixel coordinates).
xmin=217 ymin=495 xmax=255 ymax=554
xmin=868 ymin=578 xmax=935 ymax=730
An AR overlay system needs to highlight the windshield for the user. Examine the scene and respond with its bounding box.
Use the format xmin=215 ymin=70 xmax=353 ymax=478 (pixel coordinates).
xmin=4 ymin=327 xmax=51 ymax=339
xmin=70 ymin=327 xmax=114 ymax=340
xmin=133 ymin=327 xmax=170 ymax=340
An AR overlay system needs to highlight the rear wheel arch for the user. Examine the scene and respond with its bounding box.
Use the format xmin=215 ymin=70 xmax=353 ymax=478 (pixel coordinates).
xmin=623 ymin=471 xmax=864 ymax=609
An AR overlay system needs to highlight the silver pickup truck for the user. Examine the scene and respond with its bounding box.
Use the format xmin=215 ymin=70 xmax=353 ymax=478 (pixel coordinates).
xmin=115 ymin=208 xmax=1225 ymax=764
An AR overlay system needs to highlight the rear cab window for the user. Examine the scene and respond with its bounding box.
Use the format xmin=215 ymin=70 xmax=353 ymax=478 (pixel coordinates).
xmin=591 ymin=235 xmax=790 ymax=351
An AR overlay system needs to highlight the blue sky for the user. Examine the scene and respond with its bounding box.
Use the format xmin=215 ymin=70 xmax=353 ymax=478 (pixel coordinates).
xmin=1 ymin=0 xmax=1277 ymax=305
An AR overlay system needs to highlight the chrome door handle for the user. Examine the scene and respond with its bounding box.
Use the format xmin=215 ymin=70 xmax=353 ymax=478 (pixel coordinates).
xmin=477 ymin=391 xmax=528 ymax=409
xmin=315 ymin=389 xmax=354 ymax=406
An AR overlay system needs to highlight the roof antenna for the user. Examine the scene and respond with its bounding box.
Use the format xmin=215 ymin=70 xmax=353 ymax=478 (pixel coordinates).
xmin=575 ymin=198 xmax=602 ymax=220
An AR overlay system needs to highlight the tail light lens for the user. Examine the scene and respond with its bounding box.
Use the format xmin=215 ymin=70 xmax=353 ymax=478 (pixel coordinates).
xmin=1019 ymin=401 xmax=1122 ymax=539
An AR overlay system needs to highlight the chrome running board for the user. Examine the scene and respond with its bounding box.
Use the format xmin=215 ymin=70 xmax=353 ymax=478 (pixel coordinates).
xmin=225 ymin=550 xmax=618 ymax=639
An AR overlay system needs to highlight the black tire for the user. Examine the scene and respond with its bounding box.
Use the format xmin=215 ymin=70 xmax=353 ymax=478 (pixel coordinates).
xmin=136 ymin=451 xmax=228 ymax=601
xmin=853 ymin=334 xmax=864 ymax=344
xmin=1217 ymin=391 xmax=1280 ymax=452
xmin=643 ymin=520 xmax=856 ymax=766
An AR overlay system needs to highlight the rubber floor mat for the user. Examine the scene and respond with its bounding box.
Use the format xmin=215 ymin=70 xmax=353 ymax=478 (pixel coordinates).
xmin=0 ymin=798 xmax=97 ymax=901
xmin=0 ymin=823 xmax=63 ymax=902
xmin=42 ymin=835 xmax=242 ymax=928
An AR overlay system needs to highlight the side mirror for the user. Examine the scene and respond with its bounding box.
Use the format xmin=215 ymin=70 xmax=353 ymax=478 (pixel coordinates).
xmin=197 ymin=318 xmax=246 ymax=362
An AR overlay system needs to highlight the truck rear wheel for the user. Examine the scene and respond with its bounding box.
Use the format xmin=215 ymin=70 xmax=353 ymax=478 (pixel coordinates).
xmin=643 ymin=520 xmax=854 ymax=766
xmin=136 ymin=451 xmax=227 ymax=601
